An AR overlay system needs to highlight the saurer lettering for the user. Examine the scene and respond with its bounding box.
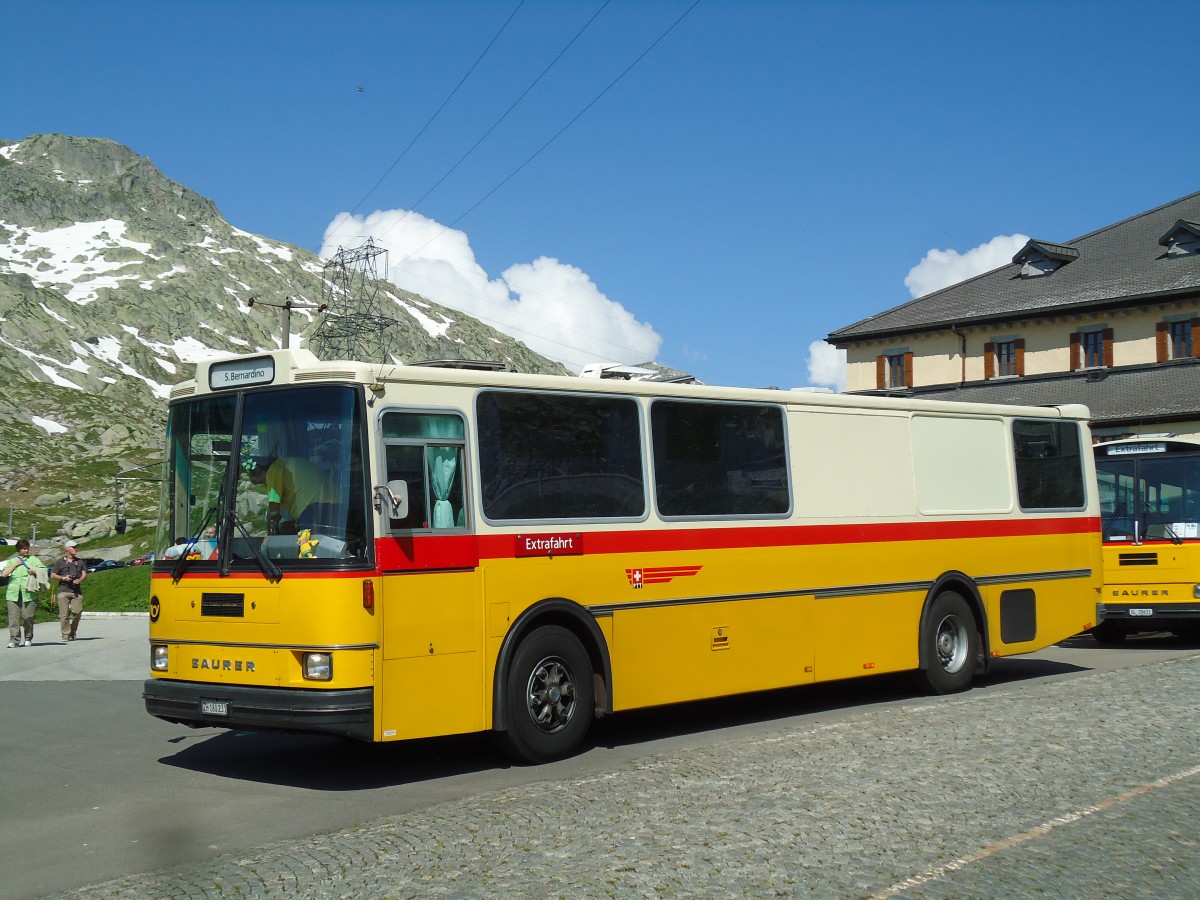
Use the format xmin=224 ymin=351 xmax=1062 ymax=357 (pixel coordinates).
xmin=192 ymin=658 xmax=256 ymax=672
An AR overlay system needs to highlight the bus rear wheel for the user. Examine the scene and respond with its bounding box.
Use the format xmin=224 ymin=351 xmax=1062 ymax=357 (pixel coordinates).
xmin=918 ymin=591 xmax=978 ymax=695
xmin=502 ymin=625 xmax=594 ymax=764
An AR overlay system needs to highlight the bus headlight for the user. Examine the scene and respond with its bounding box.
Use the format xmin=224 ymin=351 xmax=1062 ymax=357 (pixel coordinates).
xmin=151 ymin=645 xmax=169 ymax=671
xmin=1194 ymin=584 xmax=1200 ymax=600
xmin=303 ymin=652 xmax=332 ymax=681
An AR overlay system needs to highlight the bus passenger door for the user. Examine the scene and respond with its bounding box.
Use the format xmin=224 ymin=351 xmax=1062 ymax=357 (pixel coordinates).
xmin=379 ymin=566 xmax=481 ymax=741
xmin=376 ymin=433 xmax=484 ymax=741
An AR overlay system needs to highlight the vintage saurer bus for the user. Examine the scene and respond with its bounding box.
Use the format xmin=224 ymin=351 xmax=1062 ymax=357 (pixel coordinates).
xmin=1093 ymin=437 xmax=1200 ymax=643
xmin=144 ymin=348 xmax=1101 ymax=762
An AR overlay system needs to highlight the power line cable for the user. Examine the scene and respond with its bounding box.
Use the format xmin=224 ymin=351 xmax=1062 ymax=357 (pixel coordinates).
xmin=345 ymin=0 xmax=527 ymax=219
xmin=446 ymin=0 xmax=702 ymax=233
xmin=336 ymin=1 xmax=704 ymax=374
xmin=369 ymin=0 xmax=613 ymax=246
xmin=355 ymin=1 xmax=702 ymax=349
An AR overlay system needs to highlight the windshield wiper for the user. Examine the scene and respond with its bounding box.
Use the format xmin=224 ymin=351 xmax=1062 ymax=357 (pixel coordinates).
xmin=1100 ymin=502 xmax=1127 ymax=539
xmin=1158 ymin=521 xmax=1184 ymax=545
xmin=220 ymin=508 xmax=282 ymax=582
xmin=1142 ymin=502 xmax=1184 ymax=545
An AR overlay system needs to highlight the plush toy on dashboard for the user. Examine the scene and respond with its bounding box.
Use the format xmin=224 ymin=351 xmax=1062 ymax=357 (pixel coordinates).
xmin=297 ymin=528 xmax=319 ymax=559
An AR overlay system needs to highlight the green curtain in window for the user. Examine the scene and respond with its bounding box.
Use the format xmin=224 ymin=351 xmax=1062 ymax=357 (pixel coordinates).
xmin=429 ymin=447 xmax=458 ymax=528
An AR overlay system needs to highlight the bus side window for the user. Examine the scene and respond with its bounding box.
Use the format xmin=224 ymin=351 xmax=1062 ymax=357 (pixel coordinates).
xmin=385 ymin=444 xmax=427 ymax=529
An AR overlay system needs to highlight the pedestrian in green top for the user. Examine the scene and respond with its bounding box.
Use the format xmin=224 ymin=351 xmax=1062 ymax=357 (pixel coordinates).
xmin=4 ymin=539 xmax=46 ymax=648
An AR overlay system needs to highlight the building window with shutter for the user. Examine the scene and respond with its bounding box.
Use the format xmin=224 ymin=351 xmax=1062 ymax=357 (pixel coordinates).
xmin=888 ymin=352 xmax=911 ymax=388
xmin=1157 ymin=318 xmax=1199 ymax=361
xmin=1170 ymin=321 xmax=1192 ymax=359
xmin=875 ymin=351 xmax=913 ymax=389
xmin=1071 ymin=328 xmax=1113 ymax=371
xmin=996 ymin=341 xmax=1017 ymax=377
xmin=985 ymin=338 xmax=1025 ymax=379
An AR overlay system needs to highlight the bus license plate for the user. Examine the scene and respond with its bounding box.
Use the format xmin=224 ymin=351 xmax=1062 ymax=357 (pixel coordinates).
xmin=1128 ymin=608 xmax=1154 ymax=617
xmin=200 ymin=699 xmax=230 ymax=716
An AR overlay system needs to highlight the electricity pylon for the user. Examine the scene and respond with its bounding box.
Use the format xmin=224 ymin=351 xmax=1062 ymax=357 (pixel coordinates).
xmin=310 ymin=238 xmax=396 ymax=363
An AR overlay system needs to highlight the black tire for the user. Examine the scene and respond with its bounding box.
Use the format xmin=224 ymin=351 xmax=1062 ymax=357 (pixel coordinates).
xmin=502 ymin=625 xmax=594 ymax=764
xmin=918 ymin=591 xmax=979 ymax=695
xmin=1090 ymin=621 xmax=1127 ymax=645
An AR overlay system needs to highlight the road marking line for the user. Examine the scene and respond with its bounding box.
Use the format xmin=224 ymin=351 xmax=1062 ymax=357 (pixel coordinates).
xmin=871 ymin=761 xmax=1200 ymax=898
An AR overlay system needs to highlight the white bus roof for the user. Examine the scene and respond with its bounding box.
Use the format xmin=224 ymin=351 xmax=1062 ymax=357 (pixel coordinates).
xmin=175 ymin=348 xmax=1091 ymax=421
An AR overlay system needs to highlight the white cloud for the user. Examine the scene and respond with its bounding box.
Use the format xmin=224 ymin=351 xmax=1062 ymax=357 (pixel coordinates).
xmin=805 ymin=340 xmax=846 ymax=392
xmin=904 ymin=233 xmax=1029 ymax=299
xmin=321 ymin=210 xmax=662 ymax=373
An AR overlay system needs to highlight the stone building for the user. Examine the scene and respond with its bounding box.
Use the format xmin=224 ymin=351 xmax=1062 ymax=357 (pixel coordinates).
xmin=827 ymin=191 xmax=1200 ymax=441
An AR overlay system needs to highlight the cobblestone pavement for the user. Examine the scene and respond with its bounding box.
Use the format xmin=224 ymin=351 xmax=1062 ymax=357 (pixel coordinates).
xmin=55 ymin=655 xmax=1200 ymax=899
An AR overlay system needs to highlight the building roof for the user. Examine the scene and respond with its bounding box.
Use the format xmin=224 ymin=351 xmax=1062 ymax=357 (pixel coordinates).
xmin=892 ymin=360 xmax=1200 ymax=426
xmin=829 ymin=191 xmax=1200 ymax=343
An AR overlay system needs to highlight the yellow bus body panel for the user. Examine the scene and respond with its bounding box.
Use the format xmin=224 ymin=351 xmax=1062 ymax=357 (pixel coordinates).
xmin=1100 ymin=543 xmax=1199 ymax=607
xmin=378 ymin=570 xmax=484 ymax=741
xmin=148 ymin=576 xmax=378 ymax=695
xmin=479 ymin=526 xmax=1098 ymax=713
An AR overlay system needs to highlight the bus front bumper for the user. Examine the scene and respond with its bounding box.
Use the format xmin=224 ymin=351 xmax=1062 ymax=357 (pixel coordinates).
xmin=1098 ymin=603 xmax=1200 ymax=629
xmin=143 ymin=679 xmax=374 ymax=741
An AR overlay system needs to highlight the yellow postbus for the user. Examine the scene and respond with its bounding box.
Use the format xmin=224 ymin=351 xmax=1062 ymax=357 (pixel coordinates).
xmin=144 ymin=348 xmax=1100 ymax=762
xmin=1093 ymin=437 xmax=1200 ymax=643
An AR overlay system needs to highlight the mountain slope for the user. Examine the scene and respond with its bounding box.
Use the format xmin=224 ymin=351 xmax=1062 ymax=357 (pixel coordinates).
xmin=0 ymin=133 xmax=567 ymax=549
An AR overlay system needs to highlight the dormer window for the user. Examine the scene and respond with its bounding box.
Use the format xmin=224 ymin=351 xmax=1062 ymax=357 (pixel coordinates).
xmin=1012 ymin=240 xmax=1080 ymax=277
xmin=1158 ymin=220 xmax=1200 ymax=258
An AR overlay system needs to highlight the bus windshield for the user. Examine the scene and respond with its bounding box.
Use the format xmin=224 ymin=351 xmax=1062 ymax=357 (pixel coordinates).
xmin=156 ymin=384 xmax=369 ymax=566
xmin=1096 ymin=446 xmax=1200 ymax=543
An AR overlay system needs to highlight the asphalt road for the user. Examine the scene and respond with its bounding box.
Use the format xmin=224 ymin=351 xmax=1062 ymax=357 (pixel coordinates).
xmin=2 ymin=616 xmax=1198 ymax=899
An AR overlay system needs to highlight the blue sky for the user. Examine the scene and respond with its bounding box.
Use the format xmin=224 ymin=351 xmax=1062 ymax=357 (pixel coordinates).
xmin=5 ymin=1 xmax=1197 ymax=389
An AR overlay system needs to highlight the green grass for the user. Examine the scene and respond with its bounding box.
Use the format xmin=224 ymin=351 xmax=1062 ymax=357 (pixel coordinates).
xmin=75 ymin=565 xmax=152 ymax=613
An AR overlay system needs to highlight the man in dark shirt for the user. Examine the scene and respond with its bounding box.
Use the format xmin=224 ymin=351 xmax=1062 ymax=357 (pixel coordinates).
xmin=50 ymin=540 xmax=88 ymax=642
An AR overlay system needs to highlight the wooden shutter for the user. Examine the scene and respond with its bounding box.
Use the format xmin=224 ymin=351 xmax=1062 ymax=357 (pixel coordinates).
xmin=876 ymin=355 xmax=886 ymax=389
xmin=1156 ymin=322 xmax=1168 ymax=362
xmin=1192 ymin=319 xmax=1200 ymax=358
xmin=1014 ymin=338 xmax=1025 ymax=376
xmin=1069 ymin=332 xmax=1081 ymax=371
xmin=904 ymin=351 xmax=914 ymax=388
xmin=1102 ymin=328 xmax=1114 ymax=367
xmin=983 ymin=342 xmax=995 ymax=380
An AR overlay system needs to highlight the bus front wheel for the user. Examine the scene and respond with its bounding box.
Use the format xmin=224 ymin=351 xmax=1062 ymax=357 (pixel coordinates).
xmin=918 ymin=591 xmax=978 ymax=695
xmin=502 ymin=625 xmax=594 ymax=764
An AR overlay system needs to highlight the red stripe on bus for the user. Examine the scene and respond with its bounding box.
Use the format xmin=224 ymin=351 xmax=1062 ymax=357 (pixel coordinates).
xmin=152 ymin=516 xmax=1098 ymax=579
xmin=374 ymin=516 xmax=1098 ymax=569
xmin=478 ymin=516 xmax=1098 ymax=557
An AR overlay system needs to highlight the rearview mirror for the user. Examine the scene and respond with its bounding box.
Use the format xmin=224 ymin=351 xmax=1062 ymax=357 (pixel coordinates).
xmin=373 ymin=481 xmax=410 ymax=520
